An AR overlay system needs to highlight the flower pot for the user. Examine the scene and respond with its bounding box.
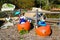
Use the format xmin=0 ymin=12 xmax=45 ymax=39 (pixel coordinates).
xmin=17 ymin=21 xmax=30 ymax=31
xmin=35 ymin=24 xmax=51 ymax=37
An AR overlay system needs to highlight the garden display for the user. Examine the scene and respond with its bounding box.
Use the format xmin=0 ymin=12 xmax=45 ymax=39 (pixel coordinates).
xmin=17 ymin=16 xmax=31 ymax=34
xmin=35 ymin=10 xmax=51 ymax=37
xmin=15 ymin=11 xmax=31 ymax=34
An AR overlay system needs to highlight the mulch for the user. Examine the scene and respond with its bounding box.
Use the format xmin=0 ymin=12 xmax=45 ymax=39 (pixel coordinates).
xmin=0 ymin=25 xmax=60 ymax=40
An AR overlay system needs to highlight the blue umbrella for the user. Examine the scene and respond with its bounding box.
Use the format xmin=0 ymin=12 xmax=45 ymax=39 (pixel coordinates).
xmin=15 ymin=11 xmax=21 ymax=15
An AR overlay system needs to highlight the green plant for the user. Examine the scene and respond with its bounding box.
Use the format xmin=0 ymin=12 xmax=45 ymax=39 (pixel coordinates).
xmin=7 ymin=4 xmax=14 ymax=8
xmin=55 ymin=5 xmax=60 ymax=8
xmin=19 ymin=29 xmax=28 ymax=35
xmin=42 ymin=5 xmax=51 ymax=10
xmin=19 ymin=29 xmax=28 ymax=40
xmin=45 ymin=14 xmax=59 ymax=18
xmin=20 ymin=37 xmax=23 ymax=40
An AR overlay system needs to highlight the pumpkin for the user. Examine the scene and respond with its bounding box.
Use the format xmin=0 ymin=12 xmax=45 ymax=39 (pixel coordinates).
xmin=35 ymin=24 xmax=51 ymax=37
xmin=17 ymin=21 xmax=30 ymax=31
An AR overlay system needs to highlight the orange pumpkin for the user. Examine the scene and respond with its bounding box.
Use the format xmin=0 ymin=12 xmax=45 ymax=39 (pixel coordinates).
xmin=35 ymin=24 xmax=51 ymax=37
xmin=17 ymin=21 xmax=30 ymax=31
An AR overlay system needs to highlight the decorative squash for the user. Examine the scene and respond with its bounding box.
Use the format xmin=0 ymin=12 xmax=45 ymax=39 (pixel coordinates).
xmin=35 ymin=24 xmax=51 ymax=37
xmin=17 ymin=21 xmax=30 ymax=31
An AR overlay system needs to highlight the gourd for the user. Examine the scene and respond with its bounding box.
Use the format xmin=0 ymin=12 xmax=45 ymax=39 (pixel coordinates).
xmin=17 ymin=21 xmax=30 ymax=31
xmin=35 ymin=24 xmax=51 ymax=37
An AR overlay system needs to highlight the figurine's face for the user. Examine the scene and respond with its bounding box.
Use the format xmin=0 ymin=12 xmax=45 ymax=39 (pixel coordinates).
xmin=38 ymin=12 xmax=43 ymax=17
xmin=20 ymin=16 xmax=26 ymax=19
xmin=38 ymin=13 xmax=46 ymax=21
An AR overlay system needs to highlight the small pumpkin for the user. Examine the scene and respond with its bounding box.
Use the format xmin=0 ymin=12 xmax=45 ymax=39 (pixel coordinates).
xmin=17 ymin=21 xmax=30 ymax=31
xmin=35 ymin=24 xmax=51 ymax=37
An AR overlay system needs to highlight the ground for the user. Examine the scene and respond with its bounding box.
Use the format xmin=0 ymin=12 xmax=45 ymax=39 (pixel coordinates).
xmin=0 ymin=24 xmax=60 ymax=40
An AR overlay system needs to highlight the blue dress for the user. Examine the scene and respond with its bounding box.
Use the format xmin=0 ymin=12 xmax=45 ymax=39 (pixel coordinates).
xmin=19 ymin=18 xmax=26 ymax=24
xmin=38 ymin=20 xmax=46 ymax=26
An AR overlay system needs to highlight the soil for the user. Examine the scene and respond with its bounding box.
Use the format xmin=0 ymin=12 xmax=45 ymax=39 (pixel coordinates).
xmin=0 ymin=24 xmax=60 ymax=40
